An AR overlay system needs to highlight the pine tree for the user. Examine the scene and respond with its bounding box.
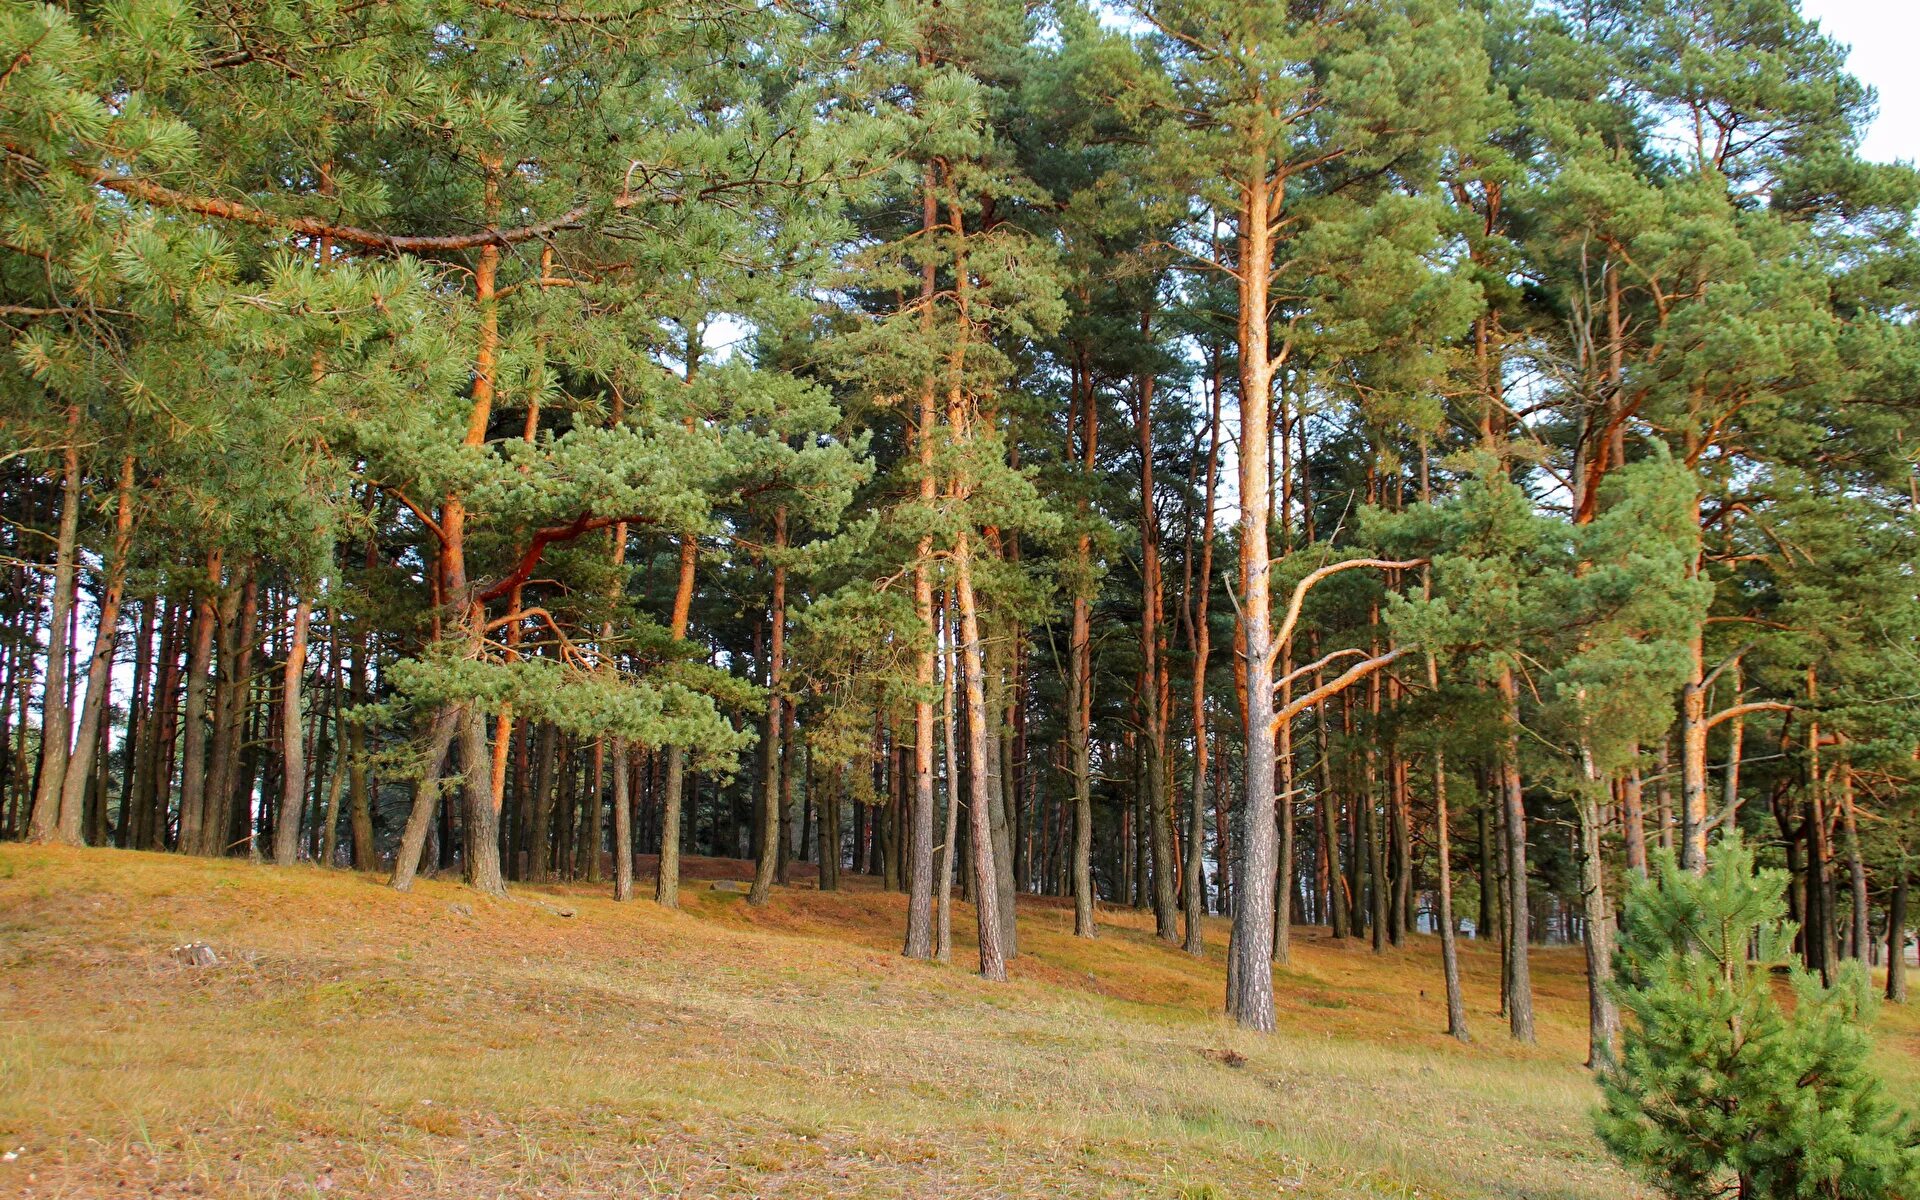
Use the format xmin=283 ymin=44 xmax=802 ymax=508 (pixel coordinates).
xmin=1596 ymin=836 xmax=1920 ymax=1199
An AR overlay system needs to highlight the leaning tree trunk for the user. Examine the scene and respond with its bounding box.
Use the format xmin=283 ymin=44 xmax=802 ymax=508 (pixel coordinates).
xmin=391 ymin=706 xmax=462 ymax=892
xmin=54 ymin=455 xmax=135 ymax=845
xmin=26 ymin=409 xmax=83 ymax=845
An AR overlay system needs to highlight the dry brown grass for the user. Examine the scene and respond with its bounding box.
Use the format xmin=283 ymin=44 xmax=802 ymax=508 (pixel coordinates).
xmin=0 ymin=845 xmax=1911 ymax=1198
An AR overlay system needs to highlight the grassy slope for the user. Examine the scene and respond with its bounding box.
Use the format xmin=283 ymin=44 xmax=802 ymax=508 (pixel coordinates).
xmin=2 ymin=846 xmax=1914 ymax=1199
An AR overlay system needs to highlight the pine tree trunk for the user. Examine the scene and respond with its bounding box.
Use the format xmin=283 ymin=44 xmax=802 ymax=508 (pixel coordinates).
xmin=985 ymin=626 xmax=1017 ymax=955
xmin=54 ymin=455 xmax=135 ymax=844
xmin=1181 ymin=374 xmax=1221 ymax=957
xmin=1576 ymin=787 xmax=1618 ymax=1065
xmin=391 ymin=706 xmax=461 ymax=892
xmin=1500 ymin=668 xmax=1535 ymax=1042
xmin=27 ymin=410 xmax=83 ymax=845
xmin=1887 ymin=872 xmax=1908 ymax=1004
xmin=175 ymin=554 xmax=220 ymax=854
xmin=1622 ymin=755 xmax=1648 ymax=877
xmin=936 ymin=601 xmax=961 ymax=962
xmin=654 ymin=530 xmax=699 ymax=906
xmin=1680 ymin=635 xmax=1710 ymax=872
xmin=272 ymin=595 xmax=312 ymax=866
xmin=1227 ymin=170 xmax=1279 ymax=1032
xmin=954 ymin=531 xmax=1007 ymax=981
xmin=1839 ymin=764 xmax=1868 ymax=960
xmin=611 ymin=737 xmax=633 ymax=901
xmin=750 ymin=507 xmax=788 ymax=906
xmin=348 ymin=636 xmax=375 ymax=869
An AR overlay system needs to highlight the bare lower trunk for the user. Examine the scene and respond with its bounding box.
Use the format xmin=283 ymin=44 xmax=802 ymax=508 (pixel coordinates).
xmin=654 ymin=531 xmax=699 ymax=906
xmin=955 ymin=533 xmax=1006 ymax=981
xmin=937 ymin=601 xmax=961 ymax=963
xmin=1435 ymin=745 xmax=1469 ymax=1041
xmin=175 ymin=556 xmax=220 ymax=854
xmin=391 ymin=706 xmax=462 ymax=892
xmin=1069 ymin=586 xmax=1095 ymax=937
xmin=1887 ymin=873 xmax=1908 ymax=1004
xmin=27 ymin=413 xmax=83 ymax=845
xmin=750 ymin=508 xmax=788 ymax=907
xmin=612 ymin=737 xmax=633 ymax=901
xmin=1227 ymin=169 xmax=1278 ymax=1033
xmin=1181 ymin=378 xmax=1220 ymax=958
xmin=459 ymin=704 xmax=505 ymax=895
xmin=1576 ymin=787 xmax=1618 ymax=1064
xmin=54 ymin=455 xmax=135 ymax=844
xmin=272 ymin=595 xmax=312 ymax=866
xmin=1500 ymin=668 xmax=1535 ymax=1042
xmin=1681 ymin=639 xmax=1709 ymax=872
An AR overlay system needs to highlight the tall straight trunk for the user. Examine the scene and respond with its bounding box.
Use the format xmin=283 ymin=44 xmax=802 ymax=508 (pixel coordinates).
xmin=936 ymin=598 xmax=961 ymax=963
xmin=905 ymin=166 xmax=941 ymax=957
xmin=55 ymin=455 xmax=136 ymax=844
xmin=1887 ymin=872 xmax=1909 ymax=1004
xmin=1069 ymin=564 xmax=1095 ymax=935
xmin=1477 ymin=796 xmax=1495 ymax=939
xmin=1838 ymin=763 xmax=1867 ymax=960
xmin=1575 ymin=775 xmax=1619 ymax=1065
xmin=778 ymin=700 xmax=796 ymax=884
xmin=1804 ymin=677 xmax=1834 ymax=979
xmin=1365 ymin=754 xmax=1387 ymax=953
xmin=984 ymin=625 xmax=1017 ymax=954
xmin=1136 ymin=348 xmax=1178 ymax=943
xmin=1499 ymin=667 xmax=1535 ymax=1042
xmin=1622 ymin=754 xmax=1648 ymax=877
xmin=749 ymin=507 xmax=788 ymax=905
xmin=1415 ymin=450 xmax=1468 ymax=1039
xmin=1388 ymin=716 xmax=1412 ymax=947
xmin=1433 ymin=738 xmax=1469 ymax=1040
xmin=1319 ymin=686 xmax=1348 ymax=939
xmin=207 ymin=571 xmax=256 ymax=856
xmin=116 ymin=594 xmax=155 ymax=847
xmin=612 ymin=737 xmax=633 ymax=901
xmin=1227 ymin=167 xmax=1279 ymax=1032
xmin=821 ymin=762 xmax=842 ymax=892
xmin=27 ymin=407 xmax=83 ymax=844
xmin=272 ymin=595 xmax=313 ymax=866
xmin=175 ymin=553 xmax=221 ymax=854
xmin=348 ymin=635 xmax=375 ymax=868
xmin=654 ymin=528 xmax=700 ymax=905
xmin=1181 ymin=373 xmax=1221 ymax=956
xmin=1680 ymin=642 xmax=1710 ymax=871
xmin=139 ymin=599 xmax=183 ymax=850
xmin=955 ymin=531 xmax=1007 ymax=981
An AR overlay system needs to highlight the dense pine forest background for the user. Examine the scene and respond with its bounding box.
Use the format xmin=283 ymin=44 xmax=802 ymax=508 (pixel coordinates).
xmin=4 ymin=0 xmax=1920 ymax=1082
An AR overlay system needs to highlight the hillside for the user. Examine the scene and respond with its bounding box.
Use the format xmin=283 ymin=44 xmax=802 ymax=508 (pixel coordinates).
xmin=3 ymin=846 xmax=1915 ymax=1199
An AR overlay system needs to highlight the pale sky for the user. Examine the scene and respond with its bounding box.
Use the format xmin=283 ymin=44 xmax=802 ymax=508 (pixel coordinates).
xmin=1801 ymin=0 xmax=1919 ymax=164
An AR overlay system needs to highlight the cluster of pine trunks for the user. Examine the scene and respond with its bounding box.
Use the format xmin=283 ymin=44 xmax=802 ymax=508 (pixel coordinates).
xmin=2 ymin=465 xmax=1909 ymax=1017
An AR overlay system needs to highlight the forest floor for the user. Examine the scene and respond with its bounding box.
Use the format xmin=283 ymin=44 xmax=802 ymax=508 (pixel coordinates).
xmin=3 ymin=846 xmax=1916 ymax=1200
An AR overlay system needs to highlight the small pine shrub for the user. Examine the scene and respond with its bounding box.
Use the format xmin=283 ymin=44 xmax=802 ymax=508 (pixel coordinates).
xmin=1594 ymin=837 xmax=1920 ymax=1199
